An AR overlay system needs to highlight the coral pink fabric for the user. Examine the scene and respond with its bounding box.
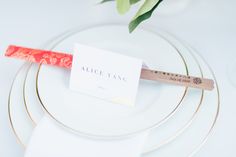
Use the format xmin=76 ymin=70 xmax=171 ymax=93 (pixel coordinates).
xmin=5 ymin=45 xmax=73 ymax=69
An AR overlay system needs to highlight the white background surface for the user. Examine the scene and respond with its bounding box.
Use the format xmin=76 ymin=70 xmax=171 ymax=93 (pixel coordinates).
xmin=0 ymin=0 xmax=235 ymax=156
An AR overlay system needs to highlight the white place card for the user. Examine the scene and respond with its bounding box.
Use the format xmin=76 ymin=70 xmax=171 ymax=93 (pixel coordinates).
xmin=69 ymin=43 xmax=143 ymax=106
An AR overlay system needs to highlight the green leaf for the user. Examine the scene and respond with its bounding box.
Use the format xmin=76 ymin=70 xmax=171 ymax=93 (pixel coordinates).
xmin=129 ymin=0 xmax=163 ymax=33
xmin=100 ymin=0 xmax=115 ymax=4
xmin=129 ymin=0 xmax=141 ymax=5
xmin=132 ymin=0 xmax=160 ymax=20
xmin=116 ymin=0 xmax=130 ymax=14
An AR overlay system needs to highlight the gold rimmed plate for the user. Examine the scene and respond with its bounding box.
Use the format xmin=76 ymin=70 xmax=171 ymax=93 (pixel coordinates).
xmin=35 ymin=25 xmax=188 ymax=138
xmin=8 ymin=35 xmax=220 ymax=156
xmin=23 ymin=25 xmax=203 ymax=152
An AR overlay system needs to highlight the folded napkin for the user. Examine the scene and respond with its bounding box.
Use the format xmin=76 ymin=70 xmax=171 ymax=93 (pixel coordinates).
xmin=24 ymin=116 xmax=148 ymax=157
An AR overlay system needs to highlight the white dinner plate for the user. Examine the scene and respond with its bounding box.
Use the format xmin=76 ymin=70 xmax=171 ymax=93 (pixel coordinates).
xmin=36 ymin=25 xmax=188 ymax=138
xmin=8 ymin=39 xmax=219 ymax=157
xmin=24 ymin=25 xmax=203 ymax=152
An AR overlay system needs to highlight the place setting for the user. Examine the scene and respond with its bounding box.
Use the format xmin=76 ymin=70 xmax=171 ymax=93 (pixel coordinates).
xmin=6 ymin=24 xmax=220 ymax=157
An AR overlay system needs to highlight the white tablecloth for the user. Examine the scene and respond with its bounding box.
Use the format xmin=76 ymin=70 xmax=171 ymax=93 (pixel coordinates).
xmin=0 ymin=0 xmax=235 ymax=156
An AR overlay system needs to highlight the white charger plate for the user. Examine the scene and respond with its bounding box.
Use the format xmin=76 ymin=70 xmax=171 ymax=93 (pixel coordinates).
xmin=24 ymin=25 xmax=203 ymax=152
xmin=8 ymin=40 xmax=219 ymax=157
xmin=36 ymin=25 xmax=188 ymax=138
xmin=8 ymin=24 xmax=219 ymax=156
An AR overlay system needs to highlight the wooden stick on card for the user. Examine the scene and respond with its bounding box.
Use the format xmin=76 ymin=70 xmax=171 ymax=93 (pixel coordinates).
xmin=141 ymin=69 xmax=214 ymax=90
xmin=5 ymin=45 xmax=214 ymax=90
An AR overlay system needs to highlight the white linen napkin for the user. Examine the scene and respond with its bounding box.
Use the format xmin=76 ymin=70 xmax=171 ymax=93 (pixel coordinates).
xmin=24 ymin=115 xmax=148 ymax=157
